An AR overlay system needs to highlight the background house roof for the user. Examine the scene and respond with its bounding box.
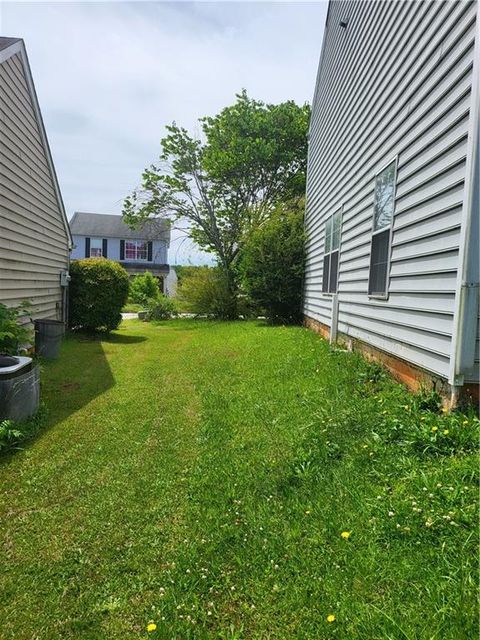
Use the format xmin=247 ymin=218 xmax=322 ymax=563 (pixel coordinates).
xmin=70 ymin=212 xmax=171 ymax=242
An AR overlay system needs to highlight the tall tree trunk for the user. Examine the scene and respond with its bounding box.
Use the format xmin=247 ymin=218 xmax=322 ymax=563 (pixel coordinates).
xmin=219 ymin=262 xmax=239 ymax=320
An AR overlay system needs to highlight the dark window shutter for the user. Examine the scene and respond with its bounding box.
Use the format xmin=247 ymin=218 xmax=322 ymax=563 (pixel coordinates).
xmin=85 ymin=237 xmax=90 ymax=258
xmin=322 ymin=254 xmax=330 ymax=293
xmin=368 ymin=229 xmax=390 ymax=296
xmin=147 ymin=241 xmax=153 ymax=262
xmin=120 ymin=239 xmax=125 ymax=260
xmin=328 ymin=250 xmax=339 ymax=293
xmin=102 ymin=238 xmax=108 ymax=258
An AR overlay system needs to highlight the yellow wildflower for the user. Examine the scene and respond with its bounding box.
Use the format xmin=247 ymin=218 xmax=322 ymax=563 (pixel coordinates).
xmin=431 ymin=426 xmax=438 ymax=432
xmin=340 ymin=531 xmax=351 ymax=539
xmin=441 ymin=407 xmax=449 ymax=414
xmin=147 ymin=623 xmax=157 ymax=633
xmin=326 ymin=614 xmax=336 ymax=623
xmin=443 ymin=429 xmax=449 ymax=435
xmin=463 ymin=420 xmax=469 ymax=425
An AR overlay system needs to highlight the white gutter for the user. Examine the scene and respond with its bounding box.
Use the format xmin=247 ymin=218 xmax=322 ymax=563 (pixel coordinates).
xmin=448 ymin=10 xmax=480 ymax=392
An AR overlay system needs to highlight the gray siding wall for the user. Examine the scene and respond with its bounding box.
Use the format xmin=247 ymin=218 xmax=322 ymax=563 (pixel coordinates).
xmin=71 ymin=235 xmax=168 ymax=264
xmin=304 ymin=0 xmax=477 ymax=381
xmin=0 ymin=52 xmax=69 ymax=320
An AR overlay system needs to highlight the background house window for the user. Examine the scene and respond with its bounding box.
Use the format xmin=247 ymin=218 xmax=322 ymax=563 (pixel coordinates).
xmin=322 ymin=209 xmax=342 ymax=293
xmin=368 ymin=161 xmax=397 ymax=297
xmin=90 ymin=238 xmax=103 ymax=257
xmin=125 ymin=240 xmax=148 ymax=261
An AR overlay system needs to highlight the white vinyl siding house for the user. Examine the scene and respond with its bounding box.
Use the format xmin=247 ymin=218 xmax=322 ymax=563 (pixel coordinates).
xmin=0 ymin=38 xmax=72 ymax=320
xmin=304 ymin=1 xmax=479 ymax=399
xmin=69 ymin=212 xmax=177 ymax=296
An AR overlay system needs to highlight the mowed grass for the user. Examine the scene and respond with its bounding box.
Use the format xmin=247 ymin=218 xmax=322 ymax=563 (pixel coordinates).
xmin=0 ymin=319 xmax=478 ymax=640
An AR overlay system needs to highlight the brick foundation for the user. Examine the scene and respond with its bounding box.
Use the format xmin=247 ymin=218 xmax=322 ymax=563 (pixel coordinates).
xmin=305 ymin=315 xmax=479 ymax=410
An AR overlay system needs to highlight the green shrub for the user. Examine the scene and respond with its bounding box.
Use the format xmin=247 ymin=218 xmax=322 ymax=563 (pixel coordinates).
xmin=0 ymin=408 xmax=46 ymax=454
xmin=240 ymin=200 xmax=306 ymax=324
xmin=177 ymin=267 xmax=233 ymax=318
xmin=69 ymin=259 xmax=129 ymax=332
xmin=129 ymin=272 xmax=160 ymax=306
xmin=173 ymin=265 xmax=204 ymax=286
xmin=0 ymin=301 xmax=33 ymax=355
xmin=0 ymin=420 xmax=22 ymax=452
xmin=145 ymin=295 xmax=178 ymax=321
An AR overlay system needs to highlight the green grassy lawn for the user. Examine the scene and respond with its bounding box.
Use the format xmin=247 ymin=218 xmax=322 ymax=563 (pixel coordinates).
xmin=0 ymin=319 xmax=478 ymax=639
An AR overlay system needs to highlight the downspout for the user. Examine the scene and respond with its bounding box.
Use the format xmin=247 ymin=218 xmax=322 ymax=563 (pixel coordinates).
xmin=330 ymin=293 xmax=339 ymax=344
xmin=448 ymin=10 xmax=480 ymax=402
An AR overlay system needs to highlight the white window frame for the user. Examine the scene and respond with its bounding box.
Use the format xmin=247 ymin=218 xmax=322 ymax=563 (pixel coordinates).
xmin=125 ymin=240 xmax=148 ymax=262
xmin=90 ymin=237 xmax=103 ymax=258
xmin=368 ymin=158 xmax=398 ymax=300
xmin=322 ymin=208 xmax=343 ymax=295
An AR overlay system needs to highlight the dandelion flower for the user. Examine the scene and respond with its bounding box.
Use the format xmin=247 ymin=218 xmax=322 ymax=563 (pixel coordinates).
xmin=443 ymin=429 xmax=449 ymax=435
xmin=431 ymin=426 xmax=438 ymax=432
xmin=326 ymin=614 xmax=336 ymax=623
xmin=340 ymin=531 xmax=351 ymax=539
xmin=147 ymin=623 xmax=157 ymax=632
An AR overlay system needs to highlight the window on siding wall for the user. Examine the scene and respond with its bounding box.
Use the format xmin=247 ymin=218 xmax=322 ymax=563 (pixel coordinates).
xmin=368 ymin=161 xmax=397 ymax=297
xmin=90 ymin=238 xmax=103 ymax=257
xmin=322 ymin=209 xmax=342 ymax=294
xmin=125 ymin=240 xmax=148 ymax=261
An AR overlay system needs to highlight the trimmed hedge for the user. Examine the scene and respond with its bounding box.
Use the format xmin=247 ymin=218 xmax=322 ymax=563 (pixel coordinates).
xmin=69 ymin=258 xmax=129 ymax=332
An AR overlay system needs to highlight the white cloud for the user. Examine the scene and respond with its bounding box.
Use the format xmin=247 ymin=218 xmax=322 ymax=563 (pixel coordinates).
xmin=0 ymin=1 xmax=327 ymax=264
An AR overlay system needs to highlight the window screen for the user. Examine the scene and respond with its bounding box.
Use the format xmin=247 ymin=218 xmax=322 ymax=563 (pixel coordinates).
xmin=322 ymin=210 xmax=342 ymax=294
xmin=368 ymin=161 xmax=397 ymax=296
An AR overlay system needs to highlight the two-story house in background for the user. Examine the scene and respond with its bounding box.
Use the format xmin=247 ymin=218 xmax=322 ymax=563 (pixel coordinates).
xmin=69 ymin=212 xmax=177 ymax=296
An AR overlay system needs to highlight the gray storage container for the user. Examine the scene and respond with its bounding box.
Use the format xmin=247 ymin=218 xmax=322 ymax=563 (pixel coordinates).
xmin=34 ymin=319 xmax=65 ymax=359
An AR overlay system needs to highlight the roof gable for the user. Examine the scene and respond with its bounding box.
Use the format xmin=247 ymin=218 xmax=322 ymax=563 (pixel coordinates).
xmin=0 ymin=37 xmax=72 ymax=247
xmin=70 ymin=212 xmax=170 ymax=242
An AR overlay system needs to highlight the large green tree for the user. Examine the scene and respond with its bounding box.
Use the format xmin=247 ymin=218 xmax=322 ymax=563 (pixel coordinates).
xmin=241 ymin=199 xmax=306 ymax=325
xmin=123 ymin=90 xmax=310 ymax=318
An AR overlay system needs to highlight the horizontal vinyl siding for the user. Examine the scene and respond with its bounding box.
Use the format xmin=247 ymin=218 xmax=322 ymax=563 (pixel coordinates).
xmin=304 ymin=0 xmax=476 ymax=379
xmin=71 ymin=236 xmax=168 ymax=264
xmin=0 ymin=53 xmax=69 ymax=319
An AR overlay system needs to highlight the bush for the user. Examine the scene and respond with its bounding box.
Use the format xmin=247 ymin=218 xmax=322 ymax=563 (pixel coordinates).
xmin=69 ymin=259 xmax=129 ymax=332
xmin=0 ymin=408 xmax=46 ymax=454
xmin=0 ymin=420 xmax=22 ymax=452
xmin=241 ymin=200 xmax=306 ymax=324
xmin=176 ymin=267 xmax=233 ymax=318
xmin=129 ymin=272 xmax=161 ymax=306
xmin=145 ymin=295 xmax=178 ymax=321
xmin=0 ymin=301 xmax=33 ymax=355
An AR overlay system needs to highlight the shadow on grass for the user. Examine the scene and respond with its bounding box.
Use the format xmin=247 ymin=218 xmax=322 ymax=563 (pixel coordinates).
xmin=103 ymin=333 xmax=147 ymax=344
xmin=0 ymin=333 xmax=120 ymax=461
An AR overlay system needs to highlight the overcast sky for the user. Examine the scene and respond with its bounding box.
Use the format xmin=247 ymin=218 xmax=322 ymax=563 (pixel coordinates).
xmin=0 ymin=1 xmax=327 ymax=264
